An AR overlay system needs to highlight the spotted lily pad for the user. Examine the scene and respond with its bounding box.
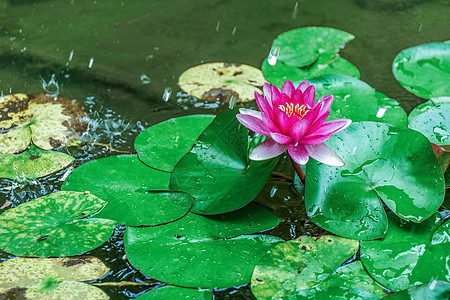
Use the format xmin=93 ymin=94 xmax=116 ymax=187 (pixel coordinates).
xmin=361 ymin=212 xmax=450 ymax=292
xmin=125 ymin=203 xmax=282 ymax=288
xmin=251 ymin=235 xmax=384 ymax=299
xmin=134 ymin=115 xmax=214 ymax=172
xmin=136 ymin=286 xmax=212 ymax=299
xmin=178 ymin=62 xmax=266 ymax=103
xmin=0 ymin=93 xmax=88 ymax=153
xmin=61 ymin=155 xmax=181 ymax=226
xmin=382 ymin=280 xmax=450 ymax=300
xmin=0 ymin=145 xmax=74 ymax=180
xmin=308 ymin=74 xmax=407 ymax=126
xmin=0 ymin=191 xmax=116 ymax=257
xmin=305 ymin=122 xmax=445 ymax=240
xmin=393 ymin=42 xmax=450 ymax=99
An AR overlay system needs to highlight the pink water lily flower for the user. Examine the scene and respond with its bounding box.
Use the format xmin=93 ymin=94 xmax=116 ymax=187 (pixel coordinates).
xmin=237 ymin=80 xmax=351 ymax=166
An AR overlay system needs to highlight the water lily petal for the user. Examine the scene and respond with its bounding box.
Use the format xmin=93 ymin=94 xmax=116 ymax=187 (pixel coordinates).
xmin=291 ymin=88 xmax=303 ymax=106
xmin=270 ymin=132 xmax=293 ymax=144
xmin=303 ymin=85 xmax=316 ymax=108
xmin=261 ymin=111 xmax=280 ymax=133
xmin=263 ymin=83 xmax=273 ymax=106
xmin=236 ymin=114 xmax=271 ymax=136
xmin=239 ymin=108 xmax=262 ymax=119
xmin=300 ymin=133 xmax=333 ymax=145
xmin=255 ymin=92 xmax=272 ymax=115
xmin=305 ymin=143 xmax=344 ymax=166
xmin=287 ymin=143 xmax=309 ymax=165
xmin=296 ymin=80 xmax=310 ymax=92
xmin=276 ymin=107 xmax=292 ymax=134
xmin=249 ymin=138 xmax=286 ymax=160
xmin=289 ymin=118 xmax=310 ymax=140
xmin=281 ymin=80 xmax=295 ymax=97
xmin=313 ymin=119 xmax=352 ymax=136
xmin=271 ymin=85 xmax=282 ymax=107
xmin=314 ymin=95 xmax=333 ymax=121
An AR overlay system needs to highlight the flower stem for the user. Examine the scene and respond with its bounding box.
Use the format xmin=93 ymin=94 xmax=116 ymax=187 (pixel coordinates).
xmin=290 ymin=157 xmax=306 ymax=185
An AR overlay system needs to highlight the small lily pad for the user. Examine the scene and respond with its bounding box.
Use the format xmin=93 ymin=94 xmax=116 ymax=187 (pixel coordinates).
xmin=382 ymin=280 xmax=450 ymax=300
xmin=135 ymin=115 xmax=214 ymax=172
xmin=0 ymin=93 xmax=88 ymax=153
xmin=308 ymin=74 xmax=407 ymax=126
xmin=0 ymin=145 xmax=74 ymax=180
xmin=125 ymin=203 xmax=282 ymax=288
xmin=62 ymin=155 xmax=180 ymax=226
xmin=393 ymin=42 xmax=450 ymax=99
xmin=360 ymin=212 xmax=449 ymax=291
xmin=0 ymin=191 xmax=116 ymax=257
xmin=136 ymin=286 xmax=212 ymax=299
xmin=178 ymin=62 xmax=266 ymax=103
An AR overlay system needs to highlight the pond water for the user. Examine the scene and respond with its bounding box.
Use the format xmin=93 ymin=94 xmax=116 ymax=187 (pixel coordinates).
xmin=0 ymin=0 xmax=449 ymax=298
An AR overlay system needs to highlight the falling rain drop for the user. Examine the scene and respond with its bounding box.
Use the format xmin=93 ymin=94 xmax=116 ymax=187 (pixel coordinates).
xmin=375 ymin=107 xmax=387 ymax=118
xmin=267 ymin=46 xmax=280 ymax=66
xmin=40 ymin=74 xmax=59 ymax=96
xmin=228 ymin=95 xmax=237 ymax=109
xmin=88 ymin=57 xmax=94 ymax=69
xmin=162 ymin=87 xmax=172 ymax=102
xmin=140 ymin=74 xmax=151 ymax=85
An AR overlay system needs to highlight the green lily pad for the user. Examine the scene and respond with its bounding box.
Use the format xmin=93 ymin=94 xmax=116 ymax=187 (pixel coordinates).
xmin=361 ymin=212 xmax=449 ymax=291
xmin=125 ymin=203 xmax=282 ymax=288
xmin=178 ymin=62 xmax=266 ymax=103
xmin=382 ymin=280 xmax=450 ymax=300
xmin=0 ymin=145 xmax=74 ymax=180
xmin=0 ymin=191 xmax=116 ymax=257
xmin=393 ymin=42 xmax=450 ymax=99
xmin=0 ymin=93 xmax=88 ymax=154
xmin=308 ymin=74 xmax=407 ymax=126
xmin=262 ymin=56 xmax=360 ymax=89
xmin=61 ymin=155 xmax=180 ymax=226
xmin=135 ymin=115 xmax=214 ymax=172
xmin=251 ymin=235 xmax=385 ymax=299
xmin=408 ymin=98 xmax=450 ymax=146
xmin=305 ymin=122 xmax=445 ymax=240
xmin=269 ymin=27 xmax=355 ymax=68
xmin=0 ymin=256 xmax=109 ymax=289
xmin=170 ymin=108 xmax=278 ymax=215
xmin=136 ymin=286 xmax=212 ymax=300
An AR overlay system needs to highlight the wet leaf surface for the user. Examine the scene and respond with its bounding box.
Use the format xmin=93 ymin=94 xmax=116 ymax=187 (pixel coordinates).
xmin=178 ymin=62 xmax=266 ymax=103
xmin=0 ymin=191 xmax=116 ymax=257
xmin=125 ymin=203 xmax=282 ymax=288
xmin=0 ymin=93 xmax=88 ymax=153
xmin=309 ymin=74 xmax=407 ymax=126
xmin=61 ymin=155 xmax=179 ymax=226
xmin=0 ymin=145 xmax=74 ymax=180
xmin=135 ymin=115 xmax=214 ymax=172
xmin=382 ymin=280 xmax=450 ymax=300
xmin=305 ymin=122 xmax=445 ymax=240
xmin=393 ymin=42 xmax=450 ymax=99
xmin=361 ymin=212 xmax=449 ymax=291
xmin=136 ymin=285 xmax=212 ymax=299
xmin=171 ymin=108 xmax=278 ymax=215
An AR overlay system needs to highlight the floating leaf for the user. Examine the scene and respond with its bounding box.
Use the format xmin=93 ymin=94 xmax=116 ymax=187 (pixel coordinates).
xmin=382 ymin=280 xmax=450 ymax=300
xmin=0 ymin=93 xmax=88 ymax=153
xmin=308 ymin=74 xmax=407 ymax=126
xmin=125 ymin=203 xmax=282 ymax=288
xmin=0 ymin=191 xmax=116 ymax=257
xmin=61 ymin=155 xmax=180 ymax=226
xmin=251 ymin=235 xmax=384 ymax=299
xmin=393 ymin=42 xmax=450 ymax=99
xmin=171 ymin=108 xmax=278 ymax=215
xmin=0 ymin=145 xmax=74 ymax=180
xmin=361 ymin=213 xmax=449 ymax=291
xmin=178 ymin=62 xmax=266 ymax=103
xmin=305 ymin=122 xmax=445 ymax=240
xmin=262 ymin=27 xmax=359 ymax=87
xmin=136 ymin=286 xmax=212 ymax=299
xmin=408 ymin=97 xmax=450 ymax=146
xmin=135 ymin=115 xmax=214 ymax=172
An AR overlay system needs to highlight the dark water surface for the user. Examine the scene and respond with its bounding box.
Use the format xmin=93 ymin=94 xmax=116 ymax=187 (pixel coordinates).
xmin=0 ymin=0 xmax=449 ymax=298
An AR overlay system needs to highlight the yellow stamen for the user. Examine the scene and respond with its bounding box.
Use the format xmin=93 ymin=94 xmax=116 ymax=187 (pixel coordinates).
xmin=278 ymin=102 xmax=309 ymax=119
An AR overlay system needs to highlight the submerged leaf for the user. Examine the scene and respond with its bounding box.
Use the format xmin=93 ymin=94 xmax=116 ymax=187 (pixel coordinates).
xmin=136 ymin=285 xmax=212 ymax=299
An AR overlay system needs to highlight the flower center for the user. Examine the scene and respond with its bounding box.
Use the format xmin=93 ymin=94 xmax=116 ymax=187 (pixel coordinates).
xmin=278 ymin=102 xmax=309 ymax=119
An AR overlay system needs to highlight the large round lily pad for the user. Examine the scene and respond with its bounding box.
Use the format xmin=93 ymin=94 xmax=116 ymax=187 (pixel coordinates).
xmin=305 ymin=122 xmax=445 ymax=241
xmin=136 ymin=286 xmax=212 ymax=299
xmin=178 ymin=62 xmax=266 ymax=103
xmin=125 ymin=203 xmax=282 ymax=288
xmin=134 ymin=115 xmax=214 ymax=172
xmin=361 ymin=212 xmax=450 ymax=291
xmin=408 ymin=97 xmax=450 ymax=146
xmin=0 ymin=191 xmax=116 ymax=257
xmin=62 ymin=155 xmax=181 ymax=226
xmin=308 ymin=74 xmax=407 ymax=126
xmin=0 ymin=93 xmax=88 ymax=154
xmin=170 ymin=108 xmax=278 ymax=215
xmin=393 ymin=42 xmax=450 ymax=99
xmin=0 ymin=145 xmax=74 ymax=180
